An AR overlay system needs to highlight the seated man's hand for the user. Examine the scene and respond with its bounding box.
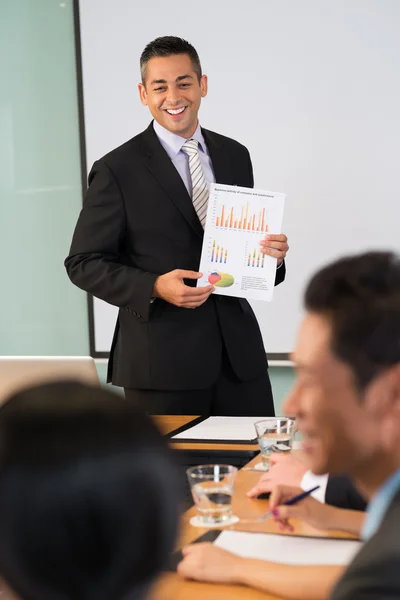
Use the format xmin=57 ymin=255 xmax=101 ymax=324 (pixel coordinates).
xmin=269 ymin=484 xmax=339 ymax=533
xmin=247 ymin=453 xmax=308 ymax=498
xmin=178 ymin=542 xmax=242 ymax=584
xmin=152 ymin=269 xmax=214 ymax=308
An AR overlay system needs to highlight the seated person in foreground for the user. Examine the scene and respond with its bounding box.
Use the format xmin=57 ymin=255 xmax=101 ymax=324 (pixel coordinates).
xmin=179 ymin=251 xmax=400 ymax=600
xmin=181 ymin=485 xmax=364 ymax=600
xmin=0 ymin=381 xmax=180 ymax=600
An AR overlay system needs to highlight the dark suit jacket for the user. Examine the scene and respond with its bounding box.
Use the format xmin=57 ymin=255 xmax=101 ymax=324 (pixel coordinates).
xmin=65 ymin=123 xmax=285 ymax=390
xmin=331 ymin=491 xmax=400 ymax=599
xmin=326 ymin=475 xmax=367 ymax=512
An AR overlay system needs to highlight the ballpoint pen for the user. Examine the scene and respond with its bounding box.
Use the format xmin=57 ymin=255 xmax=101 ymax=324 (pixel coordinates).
xmin=240 ymin=485 xmax=320 ymax=523
xmin=256 ymin=485 xmax=320 ymax=522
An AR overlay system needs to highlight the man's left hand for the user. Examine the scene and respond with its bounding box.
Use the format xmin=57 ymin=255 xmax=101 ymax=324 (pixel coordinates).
xmin=247 ymin=453 xmax=307 ymax=498
xmin=178 ymin=542 xmax=242 ymax=584
xmin=260 ymin=233 xmax=289 ymax=266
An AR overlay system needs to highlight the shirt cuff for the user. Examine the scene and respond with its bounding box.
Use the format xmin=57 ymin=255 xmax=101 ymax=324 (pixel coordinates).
xmin=300 ymin=471 xmax=329 ymax=503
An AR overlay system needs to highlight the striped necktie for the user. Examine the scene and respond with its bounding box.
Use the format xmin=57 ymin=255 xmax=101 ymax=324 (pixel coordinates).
xmin=181 ymin=139 xmax=209 ymax=227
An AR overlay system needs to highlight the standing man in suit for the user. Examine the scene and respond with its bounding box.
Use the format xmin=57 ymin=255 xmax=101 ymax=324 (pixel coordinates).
xmin=65 ymin=36 xmax=289 ymax=416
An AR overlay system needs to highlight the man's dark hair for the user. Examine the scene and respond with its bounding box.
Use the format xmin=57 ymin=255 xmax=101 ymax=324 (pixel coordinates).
xmin=140 ymin=36 xmax=202 ymax=84
xmin=305 ymin=251 xmax=400 ymax=391
xmin=0 ymin=381 xmax=181 ymax=600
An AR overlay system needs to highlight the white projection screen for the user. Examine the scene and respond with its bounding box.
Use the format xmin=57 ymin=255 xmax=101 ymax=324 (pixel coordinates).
xmin=76 ymin=0 xmax=400 ymax=358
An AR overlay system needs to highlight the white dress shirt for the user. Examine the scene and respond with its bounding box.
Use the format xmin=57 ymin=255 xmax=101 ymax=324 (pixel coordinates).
xmin=153 ymin=120 xmax=216 ymax=192
xmin=300 ymin=471 xmax=329 ymax=503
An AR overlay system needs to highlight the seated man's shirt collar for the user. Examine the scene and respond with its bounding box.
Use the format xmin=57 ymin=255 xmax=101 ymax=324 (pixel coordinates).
xmin=362 ymin=468 xmax=400 ymax=540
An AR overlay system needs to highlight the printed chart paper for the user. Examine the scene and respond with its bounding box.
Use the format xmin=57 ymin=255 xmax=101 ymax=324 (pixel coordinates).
xmin=198 ymin=183 xmax=285 ymax=301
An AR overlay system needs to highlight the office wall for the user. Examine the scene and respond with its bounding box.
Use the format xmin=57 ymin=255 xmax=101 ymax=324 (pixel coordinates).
xmin=0 ymin=0 xmax=294 ymax=413
xmin=0 ymin=0 xmax=88 ymax=356
xmin=80 ymin=0 xmax=400 ymax=357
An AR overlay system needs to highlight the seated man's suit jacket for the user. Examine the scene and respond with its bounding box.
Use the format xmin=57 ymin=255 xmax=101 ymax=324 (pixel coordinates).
xmin=331 ymin=491 xmax=400 ymax=599
xmin=65 ymin=123 xmax=285 ymax=390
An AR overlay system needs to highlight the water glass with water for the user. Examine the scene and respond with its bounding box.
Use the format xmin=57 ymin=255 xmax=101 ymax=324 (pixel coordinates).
xmin=254 ymin=418 xmax=296 ymax=466
xmin=186 ymin=464 xmax=238 ymax=525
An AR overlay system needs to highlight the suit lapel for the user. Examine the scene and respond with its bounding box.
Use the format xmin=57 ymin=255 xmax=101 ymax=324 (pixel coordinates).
xmin=141 ymin=123 xmax=203 ymax=238
xmin=202 ymin=128 xmax=233 ymax=186
xmin=140 ymin=124 xmax=234 ymax=237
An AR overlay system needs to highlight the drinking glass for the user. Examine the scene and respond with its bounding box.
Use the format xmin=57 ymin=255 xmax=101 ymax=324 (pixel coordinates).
xmin=186 ymin=464 xmax=238 ymax=525
xmin=254 ymin=418 xmax=296 ymax=467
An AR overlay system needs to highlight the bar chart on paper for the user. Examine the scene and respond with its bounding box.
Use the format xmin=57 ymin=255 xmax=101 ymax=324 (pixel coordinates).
xmin=211 ymin=240 xmax=229 ymax=264
xmin=199 ymin=183 xmax=285 ymax=301
xmin=246 ymin=247 xmax=265 ymax=268
xmin=215 ymin=202 xmax=269 ymax=233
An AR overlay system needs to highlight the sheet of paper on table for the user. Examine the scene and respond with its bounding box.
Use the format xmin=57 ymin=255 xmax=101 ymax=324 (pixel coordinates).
xmin=198 ymin=183 xmax=285 ymax=301
xmin=215 ymin=531 xmax=362 ymax=565
xmin=171 ymin=416 xmax=264 ymax=441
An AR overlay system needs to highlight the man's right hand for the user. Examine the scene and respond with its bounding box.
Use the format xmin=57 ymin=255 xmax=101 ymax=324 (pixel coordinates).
xmin=269 ymin=484 xmax=339 ymax=533
xmin=152 ymin=270 xmax=215 ymax=308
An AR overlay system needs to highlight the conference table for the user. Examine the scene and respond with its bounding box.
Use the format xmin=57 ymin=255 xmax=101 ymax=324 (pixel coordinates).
xmin=156 ymin=414 xmax=261 ymax=453
xmin=152 ymin=416 xmax=355 ymax=600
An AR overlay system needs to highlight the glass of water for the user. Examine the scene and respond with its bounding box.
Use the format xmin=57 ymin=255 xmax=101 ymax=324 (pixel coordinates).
xmin=254 ymin=418 xmax=296 ymax=467
xmin=186 ymin=464 xmax=238 ymax=525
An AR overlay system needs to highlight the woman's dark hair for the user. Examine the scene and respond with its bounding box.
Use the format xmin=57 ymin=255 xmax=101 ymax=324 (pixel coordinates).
xmin=305 ymin=251 xmax=400 ymax=391
xmin=0 ymin=381 xmax=180 ymax=600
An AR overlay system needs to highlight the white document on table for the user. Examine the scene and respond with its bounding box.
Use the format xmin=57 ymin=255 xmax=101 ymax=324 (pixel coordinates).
xmin=197 ymin=183 xmax=285 ymax=301
xmin=171 ymin=416 xmax=264 ymax=441
xmin=215 ymin=531 xmax=362 ymax=565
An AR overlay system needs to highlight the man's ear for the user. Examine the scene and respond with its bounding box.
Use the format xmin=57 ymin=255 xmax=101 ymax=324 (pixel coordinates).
xmin=138 ymin=82 xmax=148 ymax=106
xmin=365 ymin=365 xmax=399 ymax=413
xmin=377 ymin=364 xmax=400 ymax=450
xmin=200 ymin=75 xmax=208 ymax=98
xmin=386 ymin=363 xmax=400 ymax=412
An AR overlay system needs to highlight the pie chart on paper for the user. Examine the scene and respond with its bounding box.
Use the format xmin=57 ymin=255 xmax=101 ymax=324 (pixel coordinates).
xmin=208 ymin=272 xmax=235 ymax=288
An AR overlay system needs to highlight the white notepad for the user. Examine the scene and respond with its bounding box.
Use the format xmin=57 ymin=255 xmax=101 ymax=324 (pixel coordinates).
xmin=171 ymin=416 xmax=264 ymax=441
xmin=214 ymin=531 xmax=362 ymax=565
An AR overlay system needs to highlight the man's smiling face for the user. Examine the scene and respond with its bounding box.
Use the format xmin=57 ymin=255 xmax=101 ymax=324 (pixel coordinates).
xmin=138 ymin=53 xmax=208 ymax=139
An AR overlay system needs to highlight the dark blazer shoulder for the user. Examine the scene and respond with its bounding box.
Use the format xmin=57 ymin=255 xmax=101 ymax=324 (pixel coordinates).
xmin=95 ymin=124 xmax=250 ymax=170
xmin=331 ymin=491 xmax=400 ymax=599
xmin=92 ymin=124 xmax=156 ymax=171
xmin=201 ymin=128 xmax=250 ymax=155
